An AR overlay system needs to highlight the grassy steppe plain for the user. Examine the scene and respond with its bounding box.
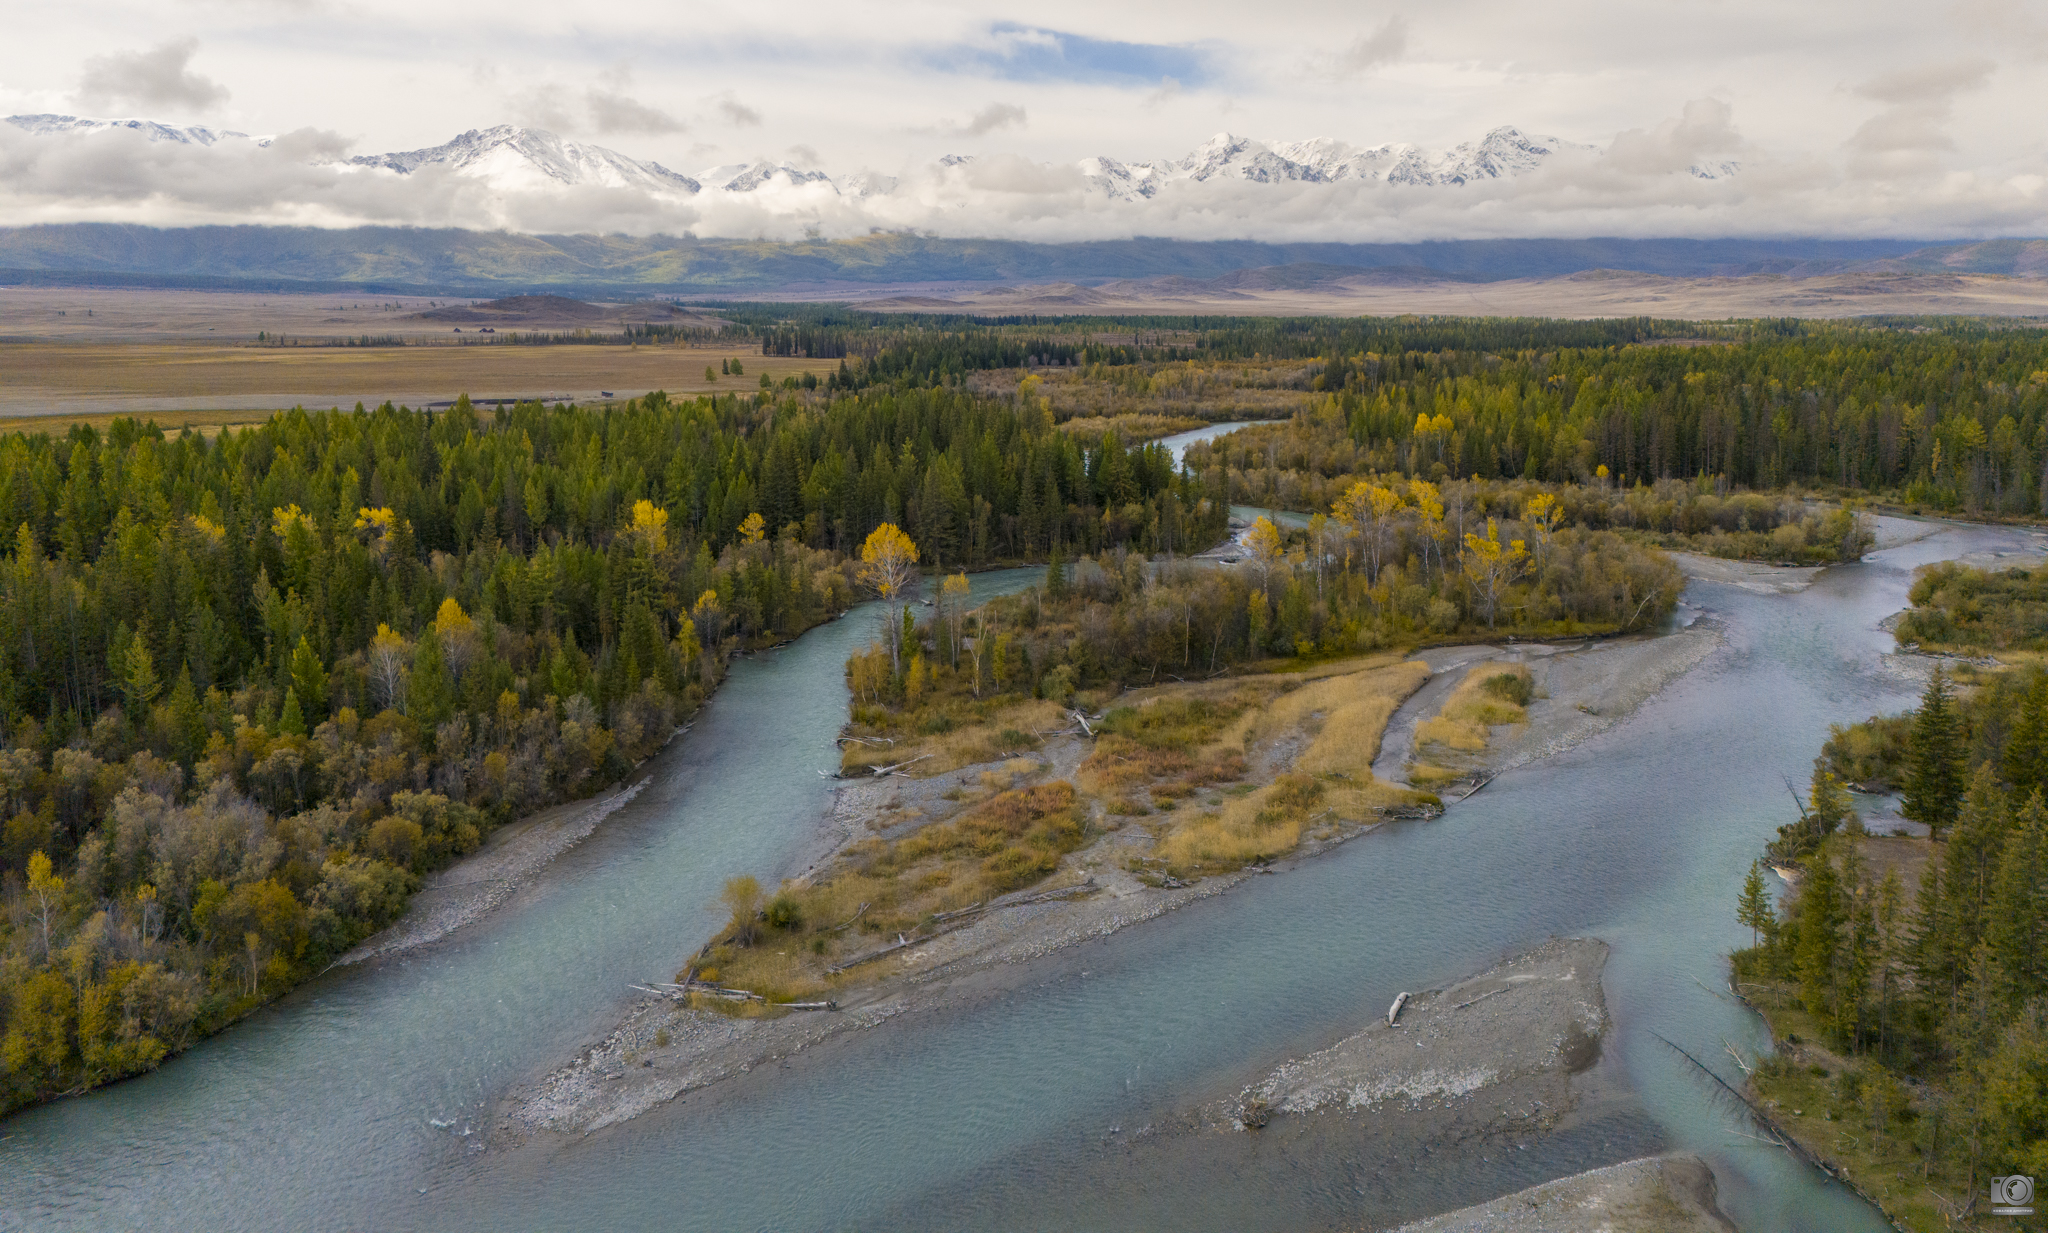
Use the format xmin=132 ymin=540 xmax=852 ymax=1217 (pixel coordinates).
xmin=0 ymin=343 xmax=838 ymax=427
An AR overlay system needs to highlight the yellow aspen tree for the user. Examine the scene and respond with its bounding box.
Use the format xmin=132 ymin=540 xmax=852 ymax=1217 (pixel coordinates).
xmin=1334 ymin=480 xmax=1405 ymax=582
xmin=368 ymin=624 xmax=409 ymax=714
xmin=1244 ymin=515 xmax=1284 ymax=592
xmin=629 ymin=499 xmax=669 ymax=551
xmin=859 ymin=523 xmax=920 ymax=672
xmin=941 ymin=572 xmax=971 ymax=668
xmin=1462 ymin=518 xmax=1528 ymax=629
xmin=1525 ymin=492 xmax=1560 ymax=572
xmin=1410 ymin=479 xmax=1446 ymax=581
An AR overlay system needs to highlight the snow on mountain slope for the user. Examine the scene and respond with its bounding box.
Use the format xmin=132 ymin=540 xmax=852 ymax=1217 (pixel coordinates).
xmin=714 ymin=161 xmax=834 ymax=193
xmin=1078 ymin=126 xmax=1598 ymax=200
xmin=6 ymin=113 xmax=271 ymax=147
xmin=2 ymin=115 xmax=1675 ymax=204
xmin=348 ymin=125 xmax=699 ymax=194
xmin=0 ymin=114 xmax=1751 ymax=237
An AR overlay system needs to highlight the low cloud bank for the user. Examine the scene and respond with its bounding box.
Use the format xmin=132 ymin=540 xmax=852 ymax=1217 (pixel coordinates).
xmin=0 ymin=116 xmax=2041 ymax=242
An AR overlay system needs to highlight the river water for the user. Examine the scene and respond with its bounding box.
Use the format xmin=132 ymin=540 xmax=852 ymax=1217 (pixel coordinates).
xmin=5 ymin=521 xmax=2041 ymax=1231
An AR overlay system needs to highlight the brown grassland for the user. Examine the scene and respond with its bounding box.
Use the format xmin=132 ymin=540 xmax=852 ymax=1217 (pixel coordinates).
xmin=694 ymin=652 xmax=1435 ymax=1004
xmin=1408 ymin=662 xmax=1534 ymax=787
xmin=0 ymin=343 xmax=838 ymax=424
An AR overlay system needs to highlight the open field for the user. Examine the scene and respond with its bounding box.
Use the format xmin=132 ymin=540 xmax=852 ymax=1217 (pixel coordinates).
xmin=855 ymin=269 xmax=2048 ymax=319
xmin=0 ymin=341 xmax=838 ymax=425
xmin=0 ymin=286 xmax=724 ymax=342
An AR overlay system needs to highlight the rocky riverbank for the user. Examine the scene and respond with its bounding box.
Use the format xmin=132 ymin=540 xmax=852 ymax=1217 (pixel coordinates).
xmin=1388 ymin=1154 xmax=1736 ymax=1232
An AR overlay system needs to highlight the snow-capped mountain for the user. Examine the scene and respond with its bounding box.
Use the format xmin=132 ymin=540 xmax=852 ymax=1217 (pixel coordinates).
xmin=1079 ymin=127 xmax=1597 ymax=201
xmin=6 ymin=113 xmax=271 ymax=147
xmin=713 ymin=161 xmax=833 ymax=193
xmin=2 ymin=114 xmax=1737 ymax=232
xmin=1076 ymin=127 xmax=1599 ymax=201
xmin=349 ymin=125 xmax=699 ymax=194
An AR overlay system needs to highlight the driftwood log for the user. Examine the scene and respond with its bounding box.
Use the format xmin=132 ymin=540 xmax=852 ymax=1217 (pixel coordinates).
xmin=631 ymin=980 xmax=838 ymax=1011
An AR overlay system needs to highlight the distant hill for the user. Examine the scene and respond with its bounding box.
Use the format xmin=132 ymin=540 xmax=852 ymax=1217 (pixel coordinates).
xmin=0 ymin=224 xmax=2031 ymax=297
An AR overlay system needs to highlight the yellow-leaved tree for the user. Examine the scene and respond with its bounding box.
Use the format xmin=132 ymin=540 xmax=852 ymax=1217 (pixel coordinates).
xmin=1244 ymin=515 xmax=1284 ymax=591
xmin=628 ymin=499 xmax=669 ymax=552
xmin=1410 ymin=479 xmax=1446 ymax=579
xmin=1524 ymin=492 xmax=1560 ymax=572
xmin=940 ymin=572 xmax=970 ymax=668
xmin=1333 ymin=480 xmax=1404 ymax=582
xmin=738 ymin=511 xmax=767 ymax=546
xmin=859 ymin=523 xmax=920 ymax=672
xmin=368 ymin=624 xmax=409 ymax=714
xmin=1462 ymin=518 xmax=1527 ymax=629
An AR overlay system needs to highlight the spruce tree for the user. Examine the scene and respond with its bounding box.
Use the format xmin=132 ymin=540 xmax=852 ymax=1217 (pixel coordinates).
xmin=120 ymin=629 xmax=160 ymax=716
xmin=2002 ymin=673 xmax=2048 ymax=798
xmin=288 ymin=636 xmax=326 ymax=725
xmin=1795 ymin=855 xmax=1845 ymax=1029
xmin=1987 ymin=790 xmax=2048 ymax=1007
xmin=1917 ymin=765 xmax=2012 ymax=1003
xmin=1737 ymin=859 xmax=1774 ymax=947
xmin=407 ymin=630 xmax=454 ymax=729
xmin=1905 ymin=668 xmax=1966 ymax=839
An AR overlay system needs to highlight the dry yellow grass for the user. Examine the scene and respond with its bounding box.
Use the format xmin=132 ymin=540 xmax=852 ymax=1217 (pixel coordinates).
xmin=839 ymin=698 xmax=1067 ymax=776
xmin=1414 ymin=661 xmax=1532 ymax=759
xmin=1143 ymin=656 xmax=1434 ymax=873
xmin=718 ymin=654 xmax=1434 ymax=994
xmin=0 ymin=342 xmax=839 ymax=422
xmin=1054 ymin=412 xmax=1207 ymax=441
xmin=705 ymin=779 xmax=1088 ymax=999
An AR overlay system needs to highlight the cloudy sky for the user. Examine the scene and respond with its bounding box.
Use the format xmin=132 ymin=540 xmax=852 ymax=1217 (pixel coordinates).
xmin=1 ymin=0 xmax=2045 ymax=240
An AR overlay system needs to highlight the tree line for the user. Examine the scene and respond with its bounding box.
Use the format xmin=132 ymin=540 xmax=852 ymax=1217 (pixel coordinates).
xmin=1737 ymin=561 xmax=2048 ymax=1205
xmin=846 ymin=480 xmax=1681 ymax=723
xmin=0 ymin=372 xmax=1227 ymax=1112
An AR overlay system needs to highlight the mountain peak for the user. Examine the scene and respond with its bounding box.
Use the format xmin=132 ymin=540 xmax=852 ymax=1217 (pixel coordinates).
xmin=349 ymin=126 xmax=700 ymax=194
xmin=7 ymin=113 xmax=270 ymax=147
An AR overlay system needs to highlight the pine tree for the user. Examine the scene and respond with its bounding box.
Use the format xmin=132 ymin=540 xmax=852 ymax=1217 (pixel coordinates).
xmin=1737 ymin=859 xmax=1774 ymax=947
xmin=1987 ymin=790 xmax=2048 ymax=1007
xmin=287 ymin=636 xmax=326 ymax=725
xmin=1946 ymin=764 xmax=2012 ymax=950
xmin=1916 ymin=766 xmax=2012 ymax=1003
xmin=1744 ymin=860 xmax=1777 ymax=946
xmin=119 ymin=629 xmax=160 ymax=716
xmin=1905 ymin=668 xmax=1966 ymax=839
xmin=407 ymin=630 xmax=454 ymax=729
xmin=278 ymin=688 xmax=306 ymax=738
xmin=1044 ymin=544 xmax=1067 ymax=600
xmin=1795 ymin=854 xmax=1846 ymax=1031
xmin=2003 ymin=673 xmax=2048 ymax=798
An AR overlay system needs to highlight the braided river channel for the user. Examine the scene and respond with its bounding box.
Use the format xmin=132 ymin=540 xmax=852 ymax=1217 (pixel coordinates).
xmin=5 ymin=514 xmax=2043 ymax=1231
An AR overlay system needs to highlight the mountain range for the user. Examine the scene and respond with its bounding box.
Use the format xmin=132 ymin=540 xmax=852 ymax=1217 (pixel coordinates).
xmin=2 ymin=225 xmax=2035 ymax=297
xmin=4 ymin=114 xmax=1696 ymax=204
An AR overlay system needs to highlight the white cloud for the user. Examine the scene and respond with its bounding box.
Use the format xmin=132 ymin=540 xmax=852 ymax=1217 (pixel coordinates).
xmin=77 ymin=39 xmax=229 ymax=113
xmin=587 ymin=89 xmax=685 ymax=135
xmin=717 ymin=96 xmax=762 ymax=126
xmin=0 ymin=0 xmax=2040 ymax=239
xmin=1333 ymin=17 xmax=1407 ymax=77
xmin=1845 ymin=57 xmax=1995 ymax=177
xmin=2 ymin=100 xmax=2043 ymax=244
xmin=957 ymin=103 xmax=1027 ymax=137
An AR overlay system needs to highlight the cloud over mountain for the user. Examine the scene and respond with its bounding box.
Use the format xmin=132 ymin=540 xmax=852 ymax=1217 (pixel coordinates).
xmin=1 ymin=107 xmax=2043 ymax=242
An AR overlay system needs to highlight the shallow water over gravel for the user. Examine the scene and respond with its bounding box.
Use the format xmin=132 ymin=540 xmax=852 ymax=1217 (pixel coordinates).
xmin=4 ymin=522 xmax=2039 ymax=1232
